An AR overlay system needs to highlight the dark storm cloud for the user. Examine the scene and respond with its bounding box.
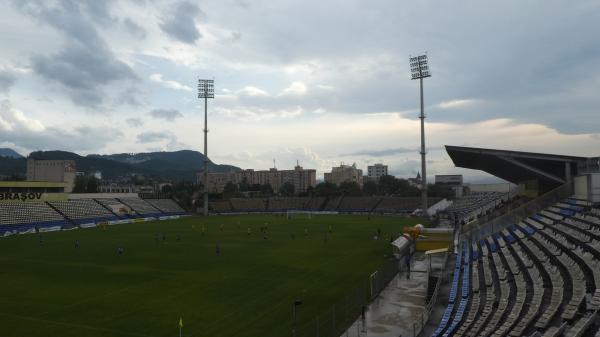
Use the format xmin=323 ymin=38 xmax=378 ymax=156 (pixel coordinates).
xmin=159 ymin=1 xmax=203 ymax=44
xmin=31 ymin=43 xmax=137 ymax=107
xmin=0 ymin=71 xmax=16 ymax=93
xmin=14 ymin=1 xmax=138 ymax=108
xmin=148 ymin=108 xmax=183 ymax=121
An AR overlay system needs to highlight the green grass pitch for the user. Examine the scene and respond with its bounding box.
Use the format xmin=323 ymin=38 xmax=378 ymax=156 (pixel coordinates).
xmin=0 ymin=214 xmax=424 ymax=337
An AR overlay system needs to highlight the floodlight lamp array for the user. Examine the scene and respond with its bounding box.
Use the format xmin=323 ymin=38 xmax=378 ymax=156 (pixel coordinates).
xmin=198 ymin=79 xmax=215 ymax=98
xmin=409 ymin=55 xmax=431 ymax=80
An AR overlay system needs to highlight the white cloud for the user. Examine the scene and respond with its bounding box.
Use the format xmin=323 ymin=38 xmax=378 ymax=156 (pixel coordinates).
xmin=0 ymin=100 xmax=121 ymax=153
xmin=316 ymin=84 xmax=336 ymax=91
xmin=149 ymin=73 xmax=192 ymax=92
xmin=215 ymin=106 xmax=302 ymax=121
xmin=237 ymin=86 xmax=269 ymax=97
xmin=437 ymin=99 xmax=479 ymax=109
xmin=281 ymin=81 xmax=307 ymax=96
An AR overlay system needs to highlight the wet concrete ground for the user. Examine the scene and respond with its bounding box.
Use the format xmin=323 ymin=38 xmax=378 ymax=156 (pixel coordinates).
xmin=341 ymin=253 xmax=448 ymax=337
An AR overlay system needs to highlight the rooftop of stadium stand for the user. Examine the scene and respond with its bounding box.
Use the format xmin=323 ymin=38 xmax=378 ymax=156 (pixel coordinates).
xmin=445 ymin=145 xmax=599 ymax=193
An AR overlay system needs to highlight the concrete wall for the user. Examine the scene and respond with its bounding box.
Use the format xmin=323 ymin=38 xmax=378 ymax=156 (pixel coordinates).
xmin=574 ymin=175 xmax=588 ymax=200
xmin=591 ymin=174 xmax=600 ymax=203
xmin=574 ymin=174 xmax=600 ymax=203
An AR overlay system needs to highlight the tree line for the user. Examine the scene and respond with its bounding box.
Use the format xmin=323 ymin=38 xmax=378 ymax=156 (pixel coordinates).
xmin=212 ymin=175 xmax=455 ymax=199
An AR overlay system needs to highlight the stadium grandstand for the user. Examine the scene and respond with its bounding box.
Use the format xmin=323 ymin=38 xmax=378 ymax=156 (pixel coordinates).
xmin=0 ymin=196 xmax=186 ymax=236
xmin=208 ymin=195 xmax=450 ymax=214
xmin=441 ymin=191 xmax=515 ymax=223
xmin=423 ymin=146 xmax=600 ymax=337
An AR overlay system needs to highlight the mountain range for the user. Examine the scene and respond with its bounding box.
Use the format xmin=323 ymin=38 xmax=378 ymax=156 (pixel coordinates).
xmin=0 ymin=148 xmax=23 ymax=158
xmin=0 ymin=149 xmax=240 ymax=181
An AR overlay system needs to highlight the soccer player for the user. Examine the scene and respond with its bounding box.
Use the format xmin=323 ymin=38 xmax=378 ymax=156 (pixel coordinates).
xmin=215 ymin=243 xmax=220 ymax=257
xmin=75 ymin=239 xmax=80 ymax=249
xmin=118 ymin=247 xmax=124 ymax=256
xmin=247 ymin=227 xmax=251 ymax=235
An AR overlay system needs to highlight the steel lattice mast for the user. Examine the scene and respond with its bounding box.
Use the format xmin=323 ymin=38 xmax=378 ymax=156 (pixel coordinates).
xmin=409 ymin=54 xmax=431 ymax=215
xmin=198 ymin=79 xmax=214 ymax=216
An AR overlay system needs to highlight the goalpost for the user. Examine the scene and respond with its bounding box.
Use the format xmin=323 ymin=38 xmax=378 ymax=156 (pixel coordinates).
xmin=286 ymin=210 xmax=314 ymax=220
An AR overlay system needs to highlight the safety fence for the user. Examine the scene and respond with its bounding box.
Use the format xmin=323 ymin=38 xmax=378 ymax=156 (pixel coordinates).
xmin=293 ymin=258 xmax=399 ymax=337
xmin=413 ymin=252 xmax=450 ymax=337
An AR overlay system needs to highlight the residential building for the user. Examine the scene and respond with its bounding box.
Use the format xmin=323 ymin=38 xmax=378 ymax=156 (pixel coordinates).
xmin=367 ymin=163 xmax=388 ymax=179
xmin=198 ymin=164 xmax=316 ymax=194
xmin=26 ymin=158 xmax=76 ymax=192
xmin=324 ymin=163 xmax=363 ymax=187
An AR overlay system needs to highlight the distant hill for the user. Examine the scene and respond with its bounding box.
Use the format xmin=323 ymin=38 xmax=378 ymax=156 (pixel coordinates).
xmin=91 ymin=150 xmax=240 ymax=173
xmin=0 ymin=150 xmax=241 ymax=182
xmin=0 ymin=148 xmax=23 ymax=158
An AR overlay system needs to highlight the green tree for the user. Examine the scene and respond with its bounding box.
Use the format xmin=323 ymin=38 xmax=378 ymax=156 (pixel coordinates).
xmin=427 ymin=183 xmax=455 ymax=199
xmin=362 ymin=180 xmax=378 ymax=196
xmin=314 ymin=182 xmax=339 ymax=197
xmin=171 ymin=181 xmax=202 ymax=211
xmin=239 ymin=177 xmax=249 ymax=192
xmin=73 ymin=176 xmax=87 ymax=193
xmin=279 ymin=182 xmax=295 ymax=196
xmin=260 ymin=183 xmax=274 ymax=196
xmin=86 ymin=176 xmax=99 ymax=193
xmin=339 ymin=181 xmax=362 ymax=196
xmin=377 ymin=175 xmax=400 ymax=195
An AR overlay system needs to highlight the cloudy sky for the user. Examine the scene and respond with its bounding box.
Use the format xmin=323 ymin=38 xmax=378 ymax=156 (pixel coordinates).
xmin=1 ymin=0 xmax=599 ymax=181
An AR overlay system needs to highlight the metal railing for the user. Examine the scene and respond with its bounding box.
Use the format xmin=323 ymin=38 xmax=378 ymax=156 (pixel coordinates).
xmin=413 ymin=252 xmax=450 ymax=337
xmin=294 ymin=259 xmax=399 ymax=337
xmin=460 ymin=182 xmax=573 ymax=243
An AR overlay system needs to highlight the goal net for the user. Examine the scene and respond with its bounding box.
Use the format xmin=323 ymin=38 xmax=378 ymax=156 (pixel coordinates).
xmin=286 ymin=210 xmax=314 ymax=220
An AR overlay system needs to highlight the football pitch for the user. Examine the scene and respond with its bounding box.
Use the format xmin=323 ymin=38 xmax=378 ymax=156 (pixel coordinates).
xmin=0 ymin=214 xmax=424 ymax=337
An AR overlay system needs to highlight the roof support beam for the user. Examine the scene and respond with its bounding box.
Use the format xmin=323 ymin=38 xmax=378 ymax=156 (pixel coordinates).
xmin=497 ymin=155 xmax=565 ymax=184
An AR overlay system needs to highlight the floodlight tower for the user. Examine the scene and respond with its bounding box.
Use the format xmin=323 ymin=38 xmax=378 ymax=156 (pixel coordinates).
xmin=198 ymin=79 xmax=214 ymax=216
xmin=410 ymin=54 xmax=431 ymax=215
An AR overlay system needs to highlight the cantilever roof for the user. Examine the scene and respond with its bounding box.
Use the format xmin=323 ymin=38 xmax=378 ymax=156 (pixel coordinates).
xmin=445 ymin=145 xmax=587 ymax=191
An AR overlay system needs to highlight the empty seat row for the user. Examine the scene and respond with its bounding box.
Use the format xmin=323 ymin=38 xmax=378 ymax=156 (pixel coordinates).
xmin=49 ymin=200 xmax=117 ymax=224
xmin=0 ymin=202 xmax=66 ymax=226
xmin=435 ymin=197 xmax=600 ymax=337
xmin=118 ymin=198 xmax=162 ymax=216
xmin=145 ymin=199 xmax=186 ymax=214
